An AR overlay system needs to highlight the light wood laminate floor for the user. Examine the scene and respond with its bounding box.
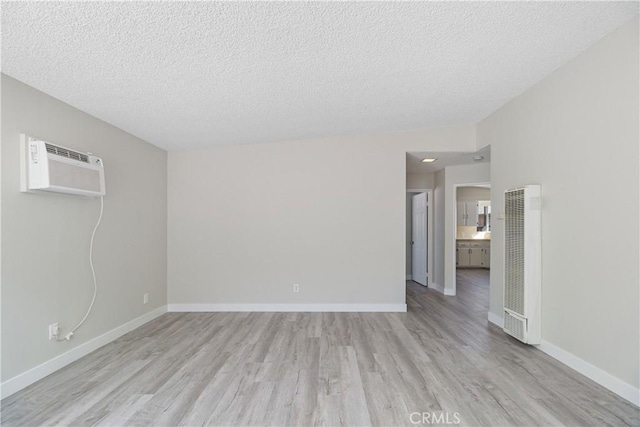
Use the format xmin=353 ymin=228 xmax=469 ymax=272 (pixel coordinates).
xmin=2 ymin=269 xmax=638 ymax=426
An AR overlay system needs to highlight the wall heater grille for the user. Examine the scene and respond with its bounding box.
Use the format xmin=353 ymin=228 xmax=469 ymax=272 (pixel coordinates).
xmin=505 ymin=189 xmax=525 ymax=315
xmin=504 ymin=311 xmax=526 ymax=342
xmin=503 ymin=185 xmax=541 ymax=344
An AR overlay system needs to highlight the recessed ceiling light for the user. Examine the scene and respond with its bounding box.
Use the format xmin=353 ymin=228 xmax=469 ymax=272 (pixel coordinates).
xmin=473 ymin=155 xmax=484 ymax=161
xmin=421 ymin=158 xmax=437 ymax=163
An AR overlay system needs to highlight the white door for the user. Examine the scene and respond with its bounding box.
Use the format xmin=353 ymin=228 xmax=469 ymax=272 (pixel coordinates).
xmin=412 ymin=193 xmax=428 ymax=286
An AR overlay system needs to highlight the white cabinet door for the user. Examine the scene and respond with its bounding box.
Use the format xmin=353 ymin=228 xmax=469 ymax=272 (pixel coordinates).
xmin=483 ymin=247 xmax=490 ymax=268
xmin=457 ymin=248 xmax=469 ymax=266
xmin=466 ymin=202 xmax=478 ymax=226
xmin=456 ymin=202 xmax=467 ymax=226
xmin=458 ymin=242 xmax=490 ymax=268
xmin=469 ymin=247 xmax=483 ymax=266
xmin=457 ymin=243 xmax=470 ymax=267
xmin=457 ymin=202 xmax=479 ymax=226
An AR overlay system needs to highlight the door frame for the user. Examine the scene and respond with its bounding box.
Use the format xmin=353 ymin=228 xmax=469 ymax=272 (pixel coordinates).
xmin=407 ymin=189 xmax=433 ymax=289
xmin=451 ymin=183 xmax=490 ymax=295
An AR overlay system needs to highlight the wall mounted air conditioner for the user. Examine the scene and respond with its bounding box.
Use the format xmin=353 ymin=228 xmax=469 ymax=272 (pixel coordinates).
xmin=20 ymin=134 xmax=106 ymax=197
xmin=503 ymin=185 xmax=541 ymax=344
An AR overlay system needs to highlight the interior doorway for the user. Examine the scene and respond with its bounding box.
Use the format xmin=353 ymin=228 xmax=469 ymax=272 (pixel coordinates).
xmin=452 ymin=184 xmax=491 ymax=295
xmin=407 ymin=189 xmax=433 ymax=288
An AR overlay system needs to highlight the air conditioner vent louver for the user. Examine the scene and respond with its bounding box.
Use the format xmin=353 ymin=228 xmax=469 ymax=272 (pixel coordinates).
xmin=505 ymin=189 xmax=525 ymax=315
xmin=503 ymin=185 xmax=541 ymax=345
xmin=45 ymin=143 xmax=89 ymax=163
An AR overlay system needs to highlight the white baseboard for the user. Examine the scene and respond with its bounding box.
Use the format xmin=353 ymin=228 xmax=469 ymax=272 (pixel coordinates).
xmin=487 ymin=312 xmax=504 ymax=327
xmin=443 ymin=288 xmax=455 ymax=296
xmin=167 ymin=303 xmax=407 ymax=313
xmin=0 ymin=305 xmax=167 ymax=400
xmin=488 ymin=311 xmax=637 ymax=405
xmin=406 ymin=274 xmax=412 ymax=280
xmin=488 ymin=312 xmax=640 ymax=406
xmin=537 ymin=340 xmax=639 ymax=407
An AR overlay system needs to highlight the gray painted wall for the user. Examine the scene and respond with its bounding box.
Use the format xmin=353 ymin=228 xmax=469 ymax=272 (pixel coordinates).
xmin=406 ymin=172 xmax=434 ymax=189
xmin=168 ymin=130 xmax=475 ymax=306
xmin=457 ymin=186 xmax=490 ymax=201
xmin=479 ymin=17 xmax=639 ymax=389
xmin=1 ymin=75 xmax=168 ymax=381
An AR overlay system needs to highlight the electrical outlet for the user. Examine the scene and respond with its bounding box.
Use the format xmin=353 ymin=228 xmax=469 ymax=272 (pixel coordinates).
xmin=143 ymin=293 xmax=149 ymax=304
xmin=293 ymin=283 xmax=300 ymax=293
xmin=48 ymin=323 xmax=60 ymax=340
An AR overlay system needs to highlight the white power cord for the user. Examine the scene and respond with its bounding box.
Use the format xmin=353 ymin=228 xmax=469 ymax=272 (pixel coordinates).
xmin=57 ymin=196 xmax=104 ymax=341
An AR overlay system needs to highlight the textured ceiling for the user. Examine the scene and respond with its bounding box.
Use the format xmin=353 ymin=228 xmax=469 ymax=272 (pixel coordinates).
xmin=2 ymin=2 xmax=638 ymax=151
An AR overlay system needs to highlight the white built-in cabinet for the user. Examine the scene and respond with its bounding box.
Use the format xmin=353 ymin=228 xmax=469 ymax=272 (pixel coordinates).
xmin=456 ymin=202 xmax=478 ymax=226
xmin=483 ymin=246 xmax=490 ymax=268
xmin=456 ymin=241 xmax=490 ymax=268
